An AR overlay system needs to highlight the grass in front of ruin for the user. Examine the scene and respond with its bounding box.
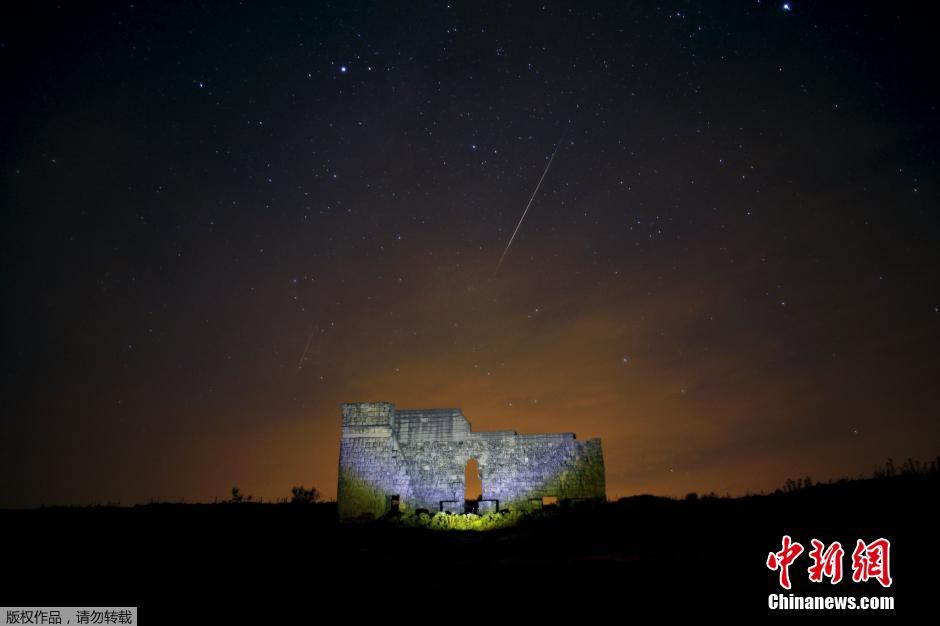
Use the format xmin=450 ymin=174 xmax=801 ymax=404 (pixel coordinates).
xmin=376 ymin=499 xmax=603 ymax=531
xmin=385 ymin=508 xmax=525 ymax=531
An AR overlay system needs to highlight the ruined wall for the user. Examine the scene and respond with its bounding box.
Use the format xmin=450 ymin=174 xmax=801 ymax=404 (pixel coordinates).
xmin=337 ymin=401 xmax=606 ymax=521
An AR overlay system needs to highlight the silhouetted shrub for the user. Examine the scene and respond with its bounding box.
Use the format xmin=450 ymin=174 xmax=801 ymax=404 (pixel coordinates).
xmin=290 ymin=485 xmax=320 ymax=504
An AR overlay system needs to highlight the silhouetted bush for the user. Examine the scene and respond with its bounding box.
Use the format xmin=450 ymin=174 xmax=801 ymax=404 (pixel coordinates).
xmin=290 ymin=485 xmax=320 ymax=504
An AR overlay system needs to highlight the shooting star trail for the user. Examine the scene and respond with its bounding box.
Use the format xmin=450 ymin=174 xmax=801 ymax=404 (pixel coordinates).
xmin=495 ymin=125 xmax=568 ymax=274
xmin=297 ymin=324 xmax=319 ymax=370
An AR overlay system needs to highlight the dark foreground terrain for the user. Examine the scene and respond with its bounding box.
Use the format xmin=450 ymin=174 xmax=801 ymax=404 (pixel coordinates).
xmin=4 ymin=473 xmax=937 ymax=617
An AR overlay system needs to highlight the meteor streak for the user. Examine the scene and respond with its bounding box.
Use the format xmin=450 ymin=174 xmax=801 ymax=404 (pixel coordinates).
xmin=297 ymin=324 xmax=319 ymax=369
xmin=495 ymin=125 xmax=568 ymax=274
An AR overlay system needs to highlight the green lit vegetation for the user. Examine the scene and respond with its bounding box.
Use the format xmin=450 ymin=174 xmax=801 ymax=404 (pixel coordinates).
xmin=387 ymin=509 xmax=527 ymax=531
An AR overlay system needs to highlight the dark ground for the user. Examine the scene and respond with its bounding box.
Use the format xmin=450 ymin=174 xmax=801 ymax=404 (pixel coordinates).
xmin=4 ymin=473 xmax=936 ymax=617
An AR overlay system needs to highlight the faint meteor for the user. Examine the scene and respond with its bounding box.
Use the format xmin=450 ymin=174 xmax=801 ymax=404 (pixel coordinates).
xmin=297 ymin=324 xmax=319 ymax=369
xmin=495 ymin=125 xmax=568 ymax=274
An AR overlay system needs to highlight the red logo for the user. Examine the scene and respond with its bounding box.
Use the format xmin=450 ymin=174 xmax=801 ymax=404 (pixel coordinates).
xmin=851 ymin=538 xmax=893 ymax=588
xmin=766 ymin=535 xmax=804 ymax=589
xmin=767 ymin=536 xmax=892 ymax=588
xmin=807 ymin=539 xmax=844 ymax=584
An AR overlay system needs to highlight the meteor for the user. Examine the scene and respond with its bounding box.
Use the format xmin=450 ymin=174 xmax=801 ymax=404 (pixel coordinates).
xmin=495 ymin=125 xmax=568 ymax=274
xmin=297 ymin=324 xmax=319 ymax=369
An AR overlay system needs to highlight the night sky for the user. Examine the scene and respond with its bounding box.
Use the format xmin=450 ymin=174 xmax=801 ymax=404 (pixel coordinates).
xmin=3 ymin=1 xmax=938 ymax=508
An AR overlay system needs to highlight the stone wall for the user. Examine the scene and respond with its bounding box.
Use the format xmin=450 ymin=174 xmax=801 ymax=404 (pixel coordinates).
xmin=337 ymin=402 xmax=606 ymax=521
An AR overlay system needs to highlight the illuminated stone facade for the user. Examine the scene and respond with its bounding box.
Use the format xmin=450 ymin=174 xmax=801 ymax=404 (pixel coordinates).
xmin=337 ymin=401 xmax=606 ymax=521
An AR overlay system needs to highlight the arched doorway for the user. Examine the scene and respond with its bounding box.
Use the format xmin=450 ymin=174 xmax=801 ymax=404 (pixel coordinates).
xmin=464 ymin=458 xmax=482 ymax=513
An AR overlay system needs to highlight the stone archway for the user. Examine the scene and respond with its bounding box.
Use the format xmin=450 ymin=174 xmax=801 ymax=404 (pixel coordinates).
xmin=464 ymin=458 xmax=482 ymax=512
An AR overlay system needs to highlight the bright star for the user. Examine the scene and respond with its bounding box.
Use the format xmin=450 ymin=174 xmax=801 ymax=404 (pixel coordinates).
xmin=340 ymin=65 xmax=347 ymax=73
xmin=782 ymin=3 xmax=791 ymax=11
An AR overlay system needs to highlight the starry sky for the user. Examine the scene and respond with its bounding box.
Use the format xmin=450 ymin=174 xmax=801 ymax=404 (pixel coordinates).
xmin=2 ymin=1 xmax=938 ymax=508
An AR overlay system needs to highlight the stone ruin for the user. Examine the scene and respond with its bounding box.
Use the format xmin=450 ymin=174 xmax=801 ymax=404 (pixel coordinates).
xmin=337 ymin=401 xmax=606 ymax=521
